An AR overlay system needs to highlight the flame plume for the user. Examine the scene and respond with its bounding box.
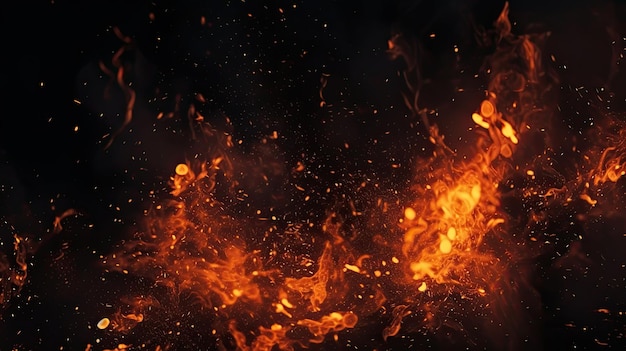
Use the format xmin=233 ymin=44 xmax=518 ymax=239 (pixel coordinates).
xmin=381 ymin=2 xmax=558 ymax=347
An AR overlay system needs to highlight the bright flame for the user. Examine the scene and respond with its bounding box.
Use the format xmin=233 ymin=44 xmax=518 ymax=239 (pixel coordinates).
xmin=63 ymin=2 xmax=624 ymax=350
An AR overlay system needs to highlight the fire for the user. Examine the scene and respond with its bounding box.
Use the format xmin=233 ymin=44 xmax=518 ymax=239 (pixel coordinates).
xmin=100 ymin=3 xmax=565 ymax=348
xmin=297 ymin=311 xmax=358 ymax=343
xmin=378 ymin=1 xmax=567 ymax=343
xmin=100 ymin=151 xmax=361 ymax=348
xmin=284 ymin=241 xmax=334 ymax=312
xmin=3 ymin=1 xmax=625 ymax=350
xmin=96 ymin=4 xmax=535 ymax=347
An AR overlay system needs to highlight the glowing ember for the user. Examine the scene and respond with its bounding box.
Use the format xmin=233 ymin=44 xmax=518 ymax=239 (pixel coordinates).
xmin=97 ymin=318 xmax=110 ymax=330
xmin=175 ymin=163 xmax=189 ymax=176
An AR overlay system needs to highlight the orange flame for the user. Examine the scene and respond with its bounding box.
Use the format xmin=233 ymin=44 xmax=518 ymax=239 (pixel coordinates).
xmin=383 ymin=2 xmax=557 ymax=341
xmin=90 ymin=2 xmax=622 ymax=350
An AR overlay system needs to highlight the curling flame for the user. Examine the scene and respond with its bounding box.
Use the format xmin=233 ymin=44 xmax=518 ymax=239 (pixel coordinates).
xmin=592 ymin=145 xmax=626 ymax=186
xmin=108 ymin=296 xmax=158 ymax=333
xmin=284 ymin=241 xmax=333 ymax=312
xmin=297 ymin=311 xmax=358 ymax=344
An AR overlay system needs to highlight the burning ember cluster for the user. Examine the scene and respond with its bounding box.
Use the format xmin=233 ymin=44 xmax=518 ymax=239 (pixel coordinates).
xmin=2 ymin=2 xmax=626 ymax=351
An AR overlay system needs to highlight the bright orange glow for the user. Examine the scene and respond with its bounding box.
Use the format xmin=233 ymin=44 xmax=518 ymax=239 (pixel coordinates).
xmin=480 ymin=100 xmax=495 ymax=118
xmin=175 ymin=163 xmax=189 ymax=176
xmin=97 ymin=318 xmax=110 ymax=330
xmin=3 ymin=1 xmax=626 ymax=351
xmin=297 ymin=311 xmax=359 ymax=344
xmin=59 ymin=2 xmax=624 ymax=350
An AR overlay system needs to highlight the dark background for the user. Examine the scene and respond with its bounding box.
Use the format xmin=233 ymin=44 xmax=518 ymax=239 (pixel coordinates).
xmin=2 ymin=0 xmax=626 ymax=350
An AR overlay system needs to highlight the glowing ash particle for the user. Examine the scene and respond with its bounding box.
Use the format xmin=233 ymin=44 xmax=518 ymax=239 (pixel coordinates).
xmin=446 ymin=227 xmax=457 ymax=240
xmin=175 ymin=163 xmax=189 ymax=176
xmin=472 ymin=113 xmax=490 ymax=129
xmin=439 ymin=236 xmax=452 ymax=254
xmin=404 ymin=207 xmax=417 ymax=220
xmin=480 ymin=100 xmax=495 ymax=117
xmin=97 ymin=318 xmax=110 ymax=329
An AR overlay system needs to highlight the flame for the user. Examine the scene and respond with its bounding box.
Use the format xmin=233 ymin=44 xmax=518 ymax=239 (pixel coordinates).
xmin=296 ymin=311 xmax=358 ymax=343
xmin=99 ymin=3 xmax=546 ymax=348
xmin=6 ymin=1 xmax=625 ymax=350
xmin=99 ymin=27 xmax=136 ymax=150
xmin=108 ymin=296 xmax=157 ymax=333
xmin=0 ymin=234 xmax=28 ymax=314
xmin=379 ymin=1 xmax=561 ymax=342
xmin=284 ymin=241 xmax=334 ymax=312
xmin=105 ymin=195 xmax=263 ymax=310
xmin=588 ymin=122 xmax=626 ymax=187
xmin=101 ymin=155 xmax=361 ymax=349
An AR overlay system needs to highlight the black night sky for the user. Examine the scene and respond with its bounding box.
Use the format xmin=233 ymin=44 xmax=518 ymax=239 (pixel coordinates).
xmin=2 ymin=0 xmax=626 ymax=350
